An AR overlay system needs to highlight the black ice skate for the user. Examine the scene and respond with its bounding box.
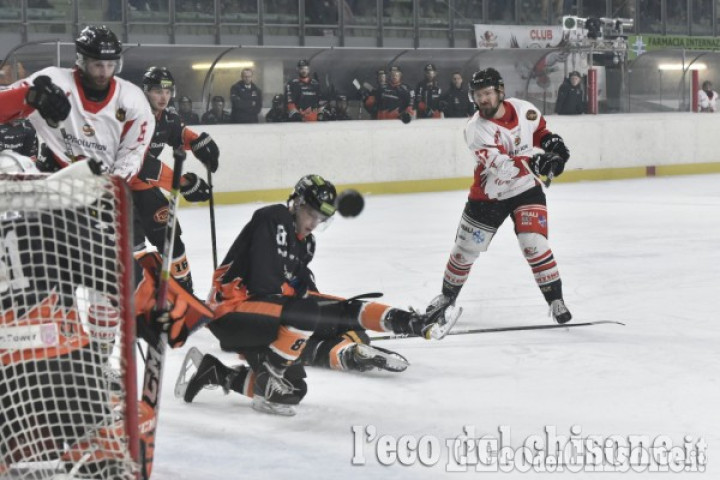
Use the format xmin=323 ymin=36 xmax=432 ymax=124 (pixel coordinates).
xmin=549 ymin=299 xmax=572 ymax=324
xmin=342 ymin=343 xmax=410 ymax=372
xmin=252 ymin=361 xmax=301 ymax=416
xmin=184 ymin=353 xmax=231 ymax=403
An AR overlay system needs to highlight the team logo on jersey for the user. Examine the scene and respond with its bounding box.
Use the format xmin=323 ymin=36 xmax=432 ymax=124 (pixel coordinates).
xmin=514 ymin=136 xmax=521 ymax=146
xmin=116 ymin=108 xmax=126 ymax=122
xmin=154 ymin=206 xmax=169 ymax=224
xmin=82 ymin=123 xmax=95 ymax=137
xmin=526 ymin=110 xmax=538 ymax=121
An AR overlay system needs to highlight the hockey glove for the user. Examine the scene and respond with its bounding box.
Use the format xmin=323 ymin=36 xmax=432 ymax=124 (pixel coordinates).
xmin=134 ymin=252 xmax=214 ymax=348
xmin=189 ymin=132 xmax=219 ymax=173
xmin=180 ymin=172 xmax=211 ymax=202
xmin=25 ymin=76 xmax=71 ymax=128
xmin=399 ymin=111 xmax=412 ymax=124
xmin=288 ymin=110 xmax=303 ymax=122
xmin=539 ymin=133 xmax=570 ymax=162
xmin=530 ymin=152 xmax=566 ymax=177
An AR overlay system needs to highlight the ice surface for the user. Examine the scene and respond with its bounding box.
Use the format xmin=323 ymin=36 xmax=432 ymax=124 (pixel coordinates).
xmin=151 ymin=175 xmax=719 ymax=479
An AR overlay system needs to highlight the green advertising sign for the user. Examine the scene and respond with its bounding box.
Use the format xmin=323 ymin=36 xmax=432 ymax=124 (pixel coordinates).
xmin=628 ymin=34 xmax=720 ymax=59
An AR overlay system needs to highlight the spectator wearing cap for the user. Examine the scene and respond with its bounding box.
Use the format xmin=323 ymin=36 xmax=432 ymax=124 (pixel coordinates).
xmin=285 ymin=59 xmax=322 ymax=122
xmin=362 ymin=69 xmax=387 ymax=119
xmin=230 ymin=68 xmax=263 ymax=123
xmin=201 ymin=95 xmax=232 ymax=124
xmin=415 ymin=63 xmax=443 ymax=119
xmin=266 ymin=94 xmax=287 ymax=122
xmin=555 ymin=71 xmax=586 ymax=115
xmin=319 ymin=95 xmax=351 ymax=121
xmin=373 ymin=65 xmax=414 ymax=122
xmin=439 ymin=72 xmax=475 ymax=118
xmin=177 ymin=95 xmax=200 ymax=125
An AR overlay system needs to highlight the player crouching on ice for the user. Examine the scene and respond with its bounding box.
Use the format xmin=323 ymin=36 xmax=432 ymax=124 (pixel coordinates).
xmin=174 ymin=175 xmax=460 ymax=416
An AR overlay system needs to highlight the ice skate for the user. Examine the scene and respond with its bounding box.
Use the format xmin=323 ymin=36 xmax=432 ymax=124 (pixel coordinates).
xmin=549 ymin=299 xmax=572 ymax=324
xmin=251 ymin=361 xmax=300 ymax=417
xmin=343 ymin=343 xmax=409 ymax=372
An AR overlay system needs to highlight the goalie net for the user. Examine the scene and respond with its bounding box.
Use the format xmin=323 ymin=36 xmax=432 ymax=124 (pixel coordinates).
xmin=0 ymin=171 xmax=138 ymax=479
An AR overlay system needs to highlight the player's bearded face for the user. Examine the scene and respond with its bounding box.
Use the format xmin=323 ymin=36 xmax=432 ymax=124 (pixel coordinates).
xmin=83 ymin=59 xmax=118 ymax=89
xmin=295 ymin=203 xmax=330 ymax=237
xmin=473 ymin=86 xmax=502 ymax=119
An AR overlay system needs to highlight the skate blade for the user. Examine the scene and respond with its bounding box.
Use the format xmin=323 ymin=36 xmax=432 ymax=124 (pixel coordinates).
xmin=428 ymin=306 xmax=463 ymax=340
xmin=174 ymin=346 xmax=204 ymax=399
xmin=251 ymin=396 xmax=297 ymax=416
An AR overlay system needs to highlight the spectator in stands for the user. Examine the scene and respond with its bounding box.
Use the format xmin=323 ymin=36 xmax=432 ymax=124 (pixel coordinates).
xmin=439 ymin=72 xmax=475 ymax=118
xmin=202 ymin=95 xmax=232 ymax=124
xmin=415 ymin=63 xmax=442 ymax=119
xmin=177 ymin=95 xmax=200 ymax=125
xmin=698 ymin=80 xmax=717 ymax=112
xmin=266 ymin=94 xmax=287 ymax=122
xmin=555 ymin=71 xmax=585 ymax=115
xmin=230 ymin=68 xmax=262 ymax=123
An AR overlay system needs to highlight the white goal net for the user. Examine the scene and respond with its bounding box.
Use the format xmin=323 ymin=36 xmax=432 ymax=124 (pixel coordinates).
xmin=0 ymin=168 xmax=138 ymax=479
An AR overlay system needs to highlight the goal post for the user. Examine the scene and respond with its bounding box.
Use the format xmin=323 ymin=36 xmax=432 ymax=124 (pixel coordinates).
xmin=0 ymin=170 xmax=139 ymax=479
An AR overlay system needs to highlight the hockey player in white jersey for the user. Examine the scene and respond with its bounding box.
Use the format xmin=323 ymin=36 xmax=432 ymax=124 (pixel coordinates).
xmin=427 ymin=68 xmax=573 ymax=325
xmin=0 ymin=25 xmax=154 ymax=181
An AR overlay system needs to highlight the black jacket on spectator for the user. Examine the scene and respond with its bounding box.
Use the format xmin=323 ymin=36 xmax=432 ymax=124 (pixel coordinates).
xmin=179 ymin=110 xmax=200 ymax=126
xmin=555 ymin=80 xmax=586 ymax=115
xmin=230 ymin=81 xmax=263 ymax=123
xmin=201 ymin=110 xmax=232 ymax=125
xmin=439 ymin=84 xmax=475 ymax=118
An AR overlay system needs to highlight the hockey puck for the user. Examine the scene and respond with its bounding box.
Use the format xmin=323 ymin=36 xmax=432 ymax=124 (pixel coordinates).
xmin=336 ymin=189 xmax=364 ymax=218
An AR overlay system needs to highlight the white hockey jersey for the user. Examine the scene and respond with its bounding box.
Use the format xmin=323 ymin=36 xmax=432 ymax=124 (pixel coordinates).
xmin=464 ymin=98 xmax=550 ymax=201
xmin=4 ymin=67 xmax=154 ymax=180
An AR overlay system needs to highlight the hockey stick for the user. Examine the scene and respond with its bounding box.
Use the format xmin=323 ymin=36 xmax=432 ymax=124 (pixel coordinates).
xmin=372 ymin=320 xmax=625 ymax=340
xmin=207 ymin=166 xmax=218 ymax=270
xmin=138 ymin=147 xmax=185 ymax=480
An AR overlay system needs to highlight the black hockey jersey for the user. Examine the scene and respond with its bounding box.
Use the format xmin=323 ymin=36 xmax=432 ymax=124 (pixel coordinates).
xmin=215 ymin=204 xmax=316 ymax=299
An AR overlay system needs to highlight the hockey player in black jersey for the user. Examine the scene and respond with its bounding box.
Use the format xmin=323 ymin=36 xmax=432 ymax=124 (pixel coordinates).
xmin=177 ymin=175 xmax=454 ymax=416
xmin=131 ymin=66 xmax=220 ymax=292
xmin=285 ymin=59 xmax=322 ymax=122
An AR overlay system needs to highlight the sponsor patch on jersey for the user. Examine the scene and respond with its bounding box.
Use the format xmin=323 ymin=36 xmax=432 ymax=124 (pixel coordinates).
xmin=82 ymin=123 xmax=95 ymax=137
xmin=0 ymin=324 xmax=59 ymax=349
xmin=526 ymin=109 xmax=538 ymax=121
xmin=154 ymin=206 xmax=169 ymax=224
xmin=514 ymin=135 xmax=521 ymax=146
xmin=116 ymin=108 xmax=126 ymax=122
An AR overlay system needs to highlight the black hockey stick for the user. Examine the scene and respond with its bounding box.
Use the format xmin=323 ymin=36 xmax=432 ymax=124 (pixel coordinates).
xmin=139 ymin=147 xmax=185 ymax=480
xmin=207 ymin=166 xmax=218 ymax=270
xmin=372 ymin=320 xmax=625 ymax=340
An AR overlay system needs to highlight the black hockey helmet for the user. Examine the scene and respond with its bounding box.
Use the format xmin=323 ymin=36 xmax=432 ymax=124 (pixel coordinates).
xmin=469 ymin=68 xmax=504 ymax=92
xmin=178 ymin=95 xmax=192 ymax=104
xmin=297 ymin=59 xmax=310 ymax=68
xmin=424 ymin=63 xmax=436 ymax=72
xmin=290 ymin=174 xmax=337 ymax=217
xmin=76 ymin=25 xmax=122 ymax=60
xmin=271 ymin=94 xmax=284 ymax=106
xmin=142 ymin=66 xmax=175 ymax=94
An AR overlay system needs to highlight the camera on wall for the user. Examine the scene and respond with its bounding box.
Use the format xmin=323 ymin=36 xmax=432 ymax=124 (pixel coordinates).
xmin=562 ymin=16 xmax=634 ymax=41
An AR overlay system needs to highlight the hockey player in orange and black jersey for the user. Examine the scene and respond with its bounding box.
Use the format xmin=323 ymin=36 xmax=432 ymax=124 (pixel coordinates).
xmin=366 ymin=66 xmax=414 ymax=122
xmin=426 ymin=68 xmax=573 ymax=326
xmin=415 ymin=63 xmax=443 ymax=119
xmin=0 ymin=119 xmax=38 ymax=159
xmin=131 ymin=66 xmax=219 ymax=292
xmin=177 ymin=175 xmax=452 ymax=416
xmin=285 ymin=59 xmax=322 ymax=122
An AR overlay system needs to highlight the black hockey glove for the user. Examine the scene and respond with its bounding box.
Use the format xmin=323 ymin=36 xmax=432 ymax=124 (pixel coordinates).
xmin=25 ymin=76 xmax=71 ymax=128
xmin=530 ymin=152 xmax=566 ymax=177
xmin=539 ymin=133 xmax=570 ymax=162
xmin=289 ymin=111 xmax=303 ymax=122
xmin=399 ymin=111 xmax=412 ymax=124
xmin=189 ymin=132 xmax=219 ymax=173
xmin=180 ymin=172 xmax=211 ymax=202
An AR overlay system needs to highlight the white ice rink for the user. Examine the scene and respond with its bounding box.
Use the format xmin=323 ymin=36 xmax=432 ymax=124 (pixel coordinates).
xmin=152 ymin=174 xmax=719 ymax=479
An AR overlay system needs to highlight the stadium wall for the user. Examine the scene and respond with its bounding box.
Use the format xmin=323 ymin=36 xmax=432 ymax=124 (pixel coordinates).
xmin=166 ymin=113 xmax=720 ymax=205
